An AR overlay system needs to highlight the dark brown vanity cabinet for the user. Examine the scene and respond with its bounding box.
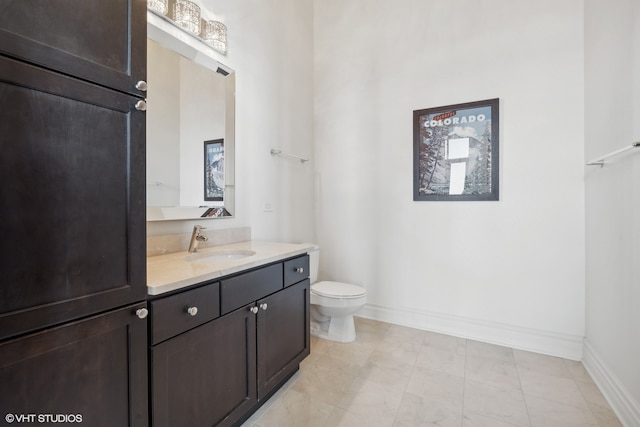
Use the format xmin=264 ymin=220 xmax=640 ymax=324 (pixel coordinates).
xmin=151 ymin=301 xmax=257 ymax=427
xmin=0 ymin=1 xmax=148 ymax=425
xmin=150 ymin=255 xmax=311 ymax=427
xmin=257 ymin=279 xmax=311 ymax=399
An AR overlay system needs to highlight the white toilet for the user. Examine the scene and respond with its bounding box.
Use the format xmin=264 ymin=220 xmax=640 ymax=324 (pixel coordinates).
xmin=308 ymin=246 xmax=367 ymax=343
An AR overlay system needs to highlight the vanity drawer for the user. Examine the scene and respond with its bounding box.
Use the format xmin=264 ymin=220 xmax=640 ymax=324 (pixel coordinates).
xmin=150 ymin=282 xmax=220 ymax=344
xmin=284 ymin=255 xmax=309 ymax=287
xmin=220 ymin=263 xmax=283 ymax=315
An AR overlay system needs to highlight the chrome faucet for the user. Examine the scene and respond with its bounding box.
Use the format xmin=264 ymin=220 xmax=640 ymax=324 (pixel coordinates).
xmin=188 ymin=225 xmax=208 ymax=253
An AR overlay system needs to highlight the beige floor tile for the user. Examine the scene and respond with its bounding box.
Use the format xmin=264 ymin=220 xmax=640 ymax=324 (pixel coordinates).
xmin=416 ymin=345 xmax=466 ymax=378
xmin=312 ymin=341 xmax=373 ymax=376
xmin=576 ymin=380 xmax=615 ymax=411
xmin=463 ymin=379 xmax=531 ymax=426
xmin=519 ymin=370 xmax=589 ymax=409
xmin=244 ymin=320 xmax=622 ymax=427
xmin=377 ymin=325 xmax=425 ymax=354
xmin=422 ymin=330 xmax=467 ymax=355
xmin=291 ymin=362 xmax=356 ymax=406
xmin=337 ymin=377 xmax=404 ymax=422
xmin=465 ymin=355 xmax=522 ymax=391
xmin=386 ymin=323 xmax=427 ymax=341
xmin=240 ymin=372 xmax=305 ymax=426
xmin=406 ymin=365 xmax=465 ymax=403
xmin=563 ymin=359 xmax=595 ymax=383
xmin=311 ymin=335 xmax=333 ymax=355
xmin=325 ymin=336 xmax=377 ymax=359
xmin=576 ymin=381 xmax=622 ymax=426
xmin=590 ymin=405 xmax=623 ymax=427
xmin=353 ymin=329 xmax=389 ymax=347
xmin=324 ymin=407 xmax=395 ymax=427
xmin=462 ymin=411 xmax=523 ymax=427
xmin=393 ymin=392 xmax=463 ymax=427
xmin=355 ymin=316 xmax=391 ymax=334
xmin=524 ymin=394 xmax=598 ymax=427
xmin=466 ymin=340 xmax=515 ymax=362
xmin=357 ymin=352 xmax=414 ymax=392
xmin=369 ymin=343 xmax=419 ymax=366
xmin=513 ymin=349 xmax=572 ymax=379
xmin=251 ymin=387 xmax=335 ymax=427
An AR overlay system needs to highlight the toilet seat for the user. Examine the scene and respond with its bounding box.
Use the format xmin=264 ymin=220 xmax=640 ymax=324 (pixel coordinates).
xmin=311 ymin=281 xmax=366 ymax=299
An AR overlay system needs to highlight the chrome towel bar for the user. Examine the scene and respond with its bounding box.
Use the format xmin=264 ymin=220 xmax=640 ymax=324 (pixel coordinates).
xmin=270 ymin=148 xmax=309 ymax=163
xmin=586 ymin=142 xmax=640 ymax=167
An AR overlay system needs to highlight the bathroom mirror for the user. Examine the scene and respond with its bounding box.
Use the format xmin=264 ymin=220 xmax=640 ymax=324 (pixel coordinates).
xmin=146 ymin=14 xmax=235 ymax=221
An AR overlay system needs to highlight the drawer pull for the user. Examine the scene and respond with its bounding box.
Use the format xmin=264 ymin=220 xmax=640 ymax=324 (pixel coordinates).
xmin=187 ymin=306 xmax=198 ymax=316
xmin=260 ymin=303 xmax=268 ymax=311
xmin=295 ymin=267 xmax=304 ymax=273
xmin=136 ymin=308 xmax=148 ymax=319
xmin=250 ymin=306 xmax=259 ymax=314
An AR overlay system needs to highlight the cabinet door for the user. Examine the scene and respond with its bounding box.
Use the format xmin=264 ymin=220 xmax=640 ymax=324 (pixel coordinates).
xmin=0 ymin=55 xmax=146 ymax=340
xmin=0 ymin=303 xmax=148 ymax=427
xmin=0 ymin=0 xmax=146 ymax=96
xmin=257 ymin=279 xmax=311 ymax=399
xmin=151 ymin=304 xmax=257 ymax=427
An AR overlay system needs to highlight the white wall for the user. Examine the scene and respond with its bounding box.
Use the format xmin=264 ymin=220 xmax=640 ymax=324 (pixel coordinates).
xmin=584 ymin=0 xmax=640 ymax=424
xmin=314 ymin=0 xmax=586 ymax=358
xmin=147 ymin=40 xmax=180 ymax=207
xmin=147 ymin=0 xmax=315 ymax=242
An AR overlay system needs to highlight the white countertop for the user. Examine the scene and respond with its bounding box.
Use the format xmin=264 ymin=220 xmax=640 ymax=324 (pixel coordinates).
xmin=147 ymin=240 xmax=315 ymax=295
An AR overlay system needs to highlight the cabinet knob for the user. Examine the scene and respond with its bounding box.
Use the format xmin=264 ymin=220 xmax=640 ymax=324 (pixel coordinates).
xmin=136 ymin=308 xmax=148 ymax=319
xmin=295 ymin=267 xmax=304 ymax=273
xmin=135 ymin=80 xmax=148 ymax=91
xmin=260 ymin=303 xmax=268 ymax=311
xmin=250 ymin=306 xmax=259 ymax=314
xmin=187 ymin=306 xmax=198 ymax=316
xmin=135 ymin=100 xmax=147 ymax=111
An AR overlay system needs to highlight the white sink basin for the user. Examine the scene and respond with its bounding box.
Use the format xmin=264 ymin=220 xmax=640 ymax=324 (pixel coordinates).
xmin=187 ymin=249 xmax=256 ymax=263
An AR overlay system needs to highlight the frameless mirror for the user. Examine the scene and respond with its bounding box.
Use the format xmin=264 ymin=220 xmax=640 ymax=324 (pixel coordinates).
xmin=146 ymin=16 xmax=235 ymax=221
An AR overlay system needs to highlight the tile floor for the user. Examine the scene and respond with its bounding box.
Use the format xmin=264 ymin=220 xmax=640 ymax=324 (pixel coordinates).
xmin=242 ymin=317 xmax=622 ymax=427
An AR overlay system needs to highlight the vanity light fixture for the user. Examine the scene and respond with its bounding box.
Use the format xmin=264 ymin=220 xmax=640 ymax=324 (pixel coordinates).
xmin=203 ymin=20 xmax=228 ymax=54
xmin=173 ymin=0 xmax=201 ymax=35
xmin=147 ymin=0 xmax=168 ymax=15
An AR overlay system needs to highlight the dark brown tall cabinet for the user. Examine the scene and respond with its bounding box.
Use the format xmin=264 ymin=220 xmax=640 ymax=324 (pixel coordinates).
xmin=0 ymin=1 xmax=148 ymax=426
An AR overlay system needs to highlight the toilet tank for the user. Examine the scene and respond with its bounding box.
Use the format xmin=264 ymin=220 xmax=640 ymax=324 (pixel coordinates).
xmin=308 ymin=245 xmax=319 ymax=284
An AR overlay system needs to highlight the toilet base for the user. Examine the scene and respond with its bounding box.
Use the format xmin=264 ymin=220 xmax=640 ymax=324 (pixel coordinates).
xmin=310 ymin=312 xmax=356 ymax=343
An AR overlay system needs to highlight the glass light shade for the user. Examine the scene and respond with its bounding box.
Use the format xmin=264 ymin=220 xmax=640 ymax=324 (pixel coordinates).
xmin=173 ymin=0 xmax=201 ymax=35
xmin=147 ymin=0 xmax=168 ymax=15
xmin=203 ymin=20 xmax=228 ymax=54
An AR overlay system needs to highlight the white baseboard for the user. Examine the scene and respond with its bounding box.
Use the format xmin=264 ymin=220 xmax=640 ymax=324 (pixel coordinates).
xmin=357 ymin=303 xmax=584 ymax=360
xmin=583 ymin=340 xmax=640 ymax=427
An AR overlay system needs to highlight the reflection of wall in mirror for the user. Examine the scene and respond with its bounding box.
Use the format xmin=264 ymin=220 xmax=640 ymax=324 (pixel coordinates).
xmin=146 ymin=40 xmax=180 ymax=206
xmin=179 ymin=57 xmax=225 ymax=206
xmin=146 ymin=40 xmax=226 ymax=207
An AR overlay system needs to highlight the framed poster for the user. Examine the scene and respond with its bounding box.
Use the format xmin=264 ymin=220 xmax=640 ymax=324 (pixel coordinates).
xmin=413 ymin=98 xmax=499 ymax=201
xmin=204 ymin=139 xmax=224 ymax=201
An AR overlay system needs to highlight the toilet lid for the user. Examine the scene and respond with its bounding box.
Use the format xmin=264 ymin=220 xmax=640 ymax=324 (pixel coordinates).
xmin=312 ymin=281 xmax=366 ymax=298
